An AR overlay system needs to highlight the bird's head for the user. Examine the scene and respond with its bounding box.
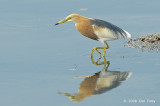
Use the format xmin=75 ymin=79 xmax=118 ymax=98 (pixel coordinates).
xmin=55 ymin=14 xmax=83 ymax=25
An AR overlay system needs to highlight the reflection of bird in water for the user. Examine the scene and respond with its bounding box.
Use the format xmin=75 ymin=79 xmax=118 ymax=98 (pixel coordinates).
xmin=59 ymin=58 xmax=132 ymax=102
xmin=93 ymin=70 xmax=132 ymax=95
xmin=55 ymin=14 xmax=131 ymax=57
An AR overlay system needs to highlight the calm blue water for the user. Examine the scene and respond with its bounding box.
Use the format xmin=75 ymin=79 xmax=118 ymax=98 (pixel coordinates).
xmin=0 ymin=0 xmax=160 ymax=106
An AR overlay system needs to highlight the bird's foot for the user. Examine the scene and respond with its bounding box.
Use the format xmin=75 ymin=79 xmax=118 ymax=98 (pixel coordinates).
xmin=91 ymin=47 xmax=109 ymax=58
xmin=91 ymin=54 xmax=110 ymax=68
xmin=95 ymin=48 xmax=101 ymax=55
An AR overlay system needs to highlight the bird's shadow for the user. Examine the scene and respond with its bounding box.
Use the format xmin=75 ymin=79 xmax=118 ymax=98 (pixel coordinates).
xmin=58 ymin=56 xmax=132 ymax=102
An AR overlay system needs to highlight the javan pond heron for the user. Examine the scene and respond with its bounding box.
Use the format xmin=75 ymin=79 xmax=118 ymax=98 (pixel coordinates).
xmin=55 ymin=14 xmax=131 ymax=57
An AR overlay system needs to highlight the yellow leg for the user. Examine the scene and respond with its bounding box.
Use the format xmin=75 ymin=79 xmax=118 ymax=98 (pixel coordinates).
xmin=91 ymin=47 xmax=109 ymax=57
xmin=91 ymin=47 xmax=96 ymax=57
xmin=103 ymin=57 xmax=110 ymax=70
xmin=96 ymin=48 xmax=101 ymax=54
xmin=105 ymin=41 xmax=110 ymax=49
xmin=91 ymin=41 xmax=110 ymax=57
xmin=91 ymin=55 xmax=110 ymax=70
xmin=103 ymin=47 xmax=107 ymax=57
xmin=91 ymin=47 xmax=103 ymax=57
xmin=103 ymin=41 xmax=109 ymax=57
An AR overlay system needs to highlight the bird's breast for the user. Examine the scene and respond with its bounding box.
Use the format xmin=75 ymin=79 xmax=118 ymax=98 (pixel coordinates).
xmin=75 ymin=22 xmax=98 ymax=40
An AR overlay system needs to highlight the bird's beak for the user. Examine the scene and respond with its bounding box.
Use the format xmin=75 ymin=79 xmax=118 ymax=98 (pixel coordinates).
xmin=58 ymin=92 xmax=75 ymax=100
xmin=55 ymin=17 xmax=71 ymax=25
xmin=55 ymin=19 xmax=67 ymax=25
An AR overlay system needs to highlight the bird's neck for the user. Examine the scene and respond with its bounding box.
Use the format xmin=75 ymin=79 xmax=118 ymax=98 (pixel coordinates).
xmin=72 ymin=16 xmax=88 ymax=24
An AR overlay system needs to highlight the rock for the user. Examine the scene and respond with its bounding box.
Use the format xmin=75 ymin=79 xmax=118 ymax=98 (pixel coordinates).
xmin=126 ymin=40 xmax=130 ymax=43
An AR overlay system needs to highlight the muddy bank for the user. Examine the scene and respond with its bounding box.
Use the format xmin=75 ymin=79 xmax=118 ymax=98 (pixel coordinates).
xmin=125 ymin=32 xmax=160 ymax=51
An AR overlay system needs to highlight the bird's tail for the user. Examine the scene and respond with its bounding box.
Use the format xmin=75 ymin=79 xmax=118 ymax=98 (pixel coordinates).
xmin=117 ymin=71 xmax=132 ymax=81
xmin=123 ymin=30 xmax=131 ymax=39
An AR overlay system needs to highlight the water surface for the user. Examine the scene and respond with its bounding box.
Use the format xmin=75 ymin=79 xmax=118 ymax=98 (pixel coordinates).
xmin=0 ymin=0 xmax=160 ymax=106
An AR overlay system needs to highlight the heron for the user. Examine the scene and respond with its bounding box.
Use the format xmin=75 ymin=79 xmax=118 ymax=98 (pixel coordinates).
xmin=55 ymin=14 xmax=131 ymax=57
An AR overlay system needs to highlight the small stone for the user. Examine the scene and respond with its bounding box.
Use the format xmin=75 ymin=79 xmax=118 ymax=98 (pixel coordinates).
xmin=126 ymin=40 xmax=130 ymax=43
xmin=148 ymin=37 xmax=152 ymax=40
xmin=155 ymin=37 xmax=160 ymax=41
xmin=141 ymin=38 xmax=145 ymax=41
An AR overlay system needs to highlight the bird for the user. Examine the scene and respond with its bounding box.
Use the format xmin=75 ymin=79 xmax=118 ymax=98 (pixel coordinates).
xmin=55 ymin=14 xmax=131 ymax=57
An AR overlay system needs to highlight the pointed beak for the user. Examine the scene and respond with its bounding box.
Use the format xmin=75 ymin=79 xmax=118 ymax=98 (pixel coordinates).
xmin=55 ymin=19 xmax=67 ymax=25
xmin=55 ymin=17 xmax=71 ymax=26
xmin=55 ymin=23 xmax=59 ymax=25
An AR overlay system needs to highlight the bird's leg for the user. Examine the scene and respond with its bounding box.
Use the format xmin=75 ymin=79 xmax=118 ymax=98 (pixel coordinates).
xmin=91 ymin=41 xmax=110 ymax=57
xmin=96 ymin=48 xmax=101 ymax=55
xmin=103 ymin=47 xmax=107 ymax=57
xmin=91 ymin=55 xmax=110 ymax=71
xmin=91 ymin=47 xmax=102 ymax=57
xmin=105 ymin=41 xmax=110 ymax=49
xmin=91 ymin=47 xmax=96 ymax=57
xmin=102 ymin=41 xmax=110 ymax=57
xmin=91 ymin=54 xmax=102 ymax=65
xmin=91 ymin=47 xmax=108 ymax=57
